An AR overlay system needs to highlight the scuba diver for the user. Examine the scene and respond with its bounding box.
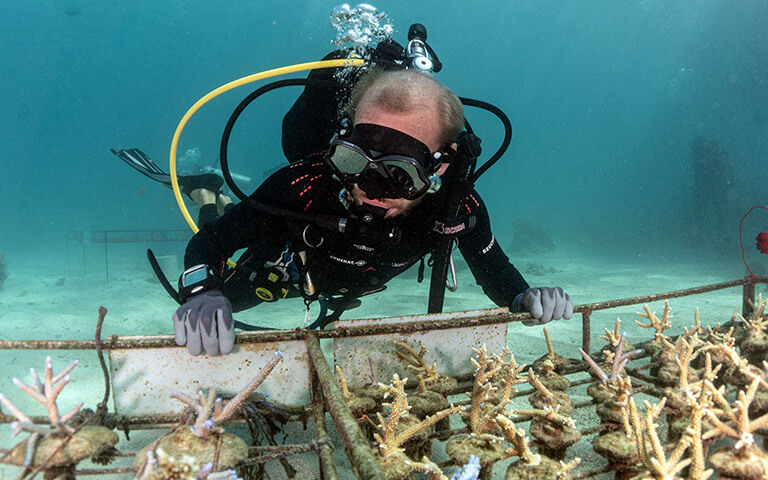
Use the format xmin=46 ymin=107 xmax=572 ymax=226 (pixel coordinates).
xmin=113 ymin=33 xmax=573 ymax=357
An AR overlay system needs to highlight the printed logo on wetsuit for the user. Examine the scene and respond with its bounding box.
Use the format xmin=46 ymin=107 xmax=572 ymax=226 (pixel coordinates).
xmin=390 ymin=261 xmax=410 ymax=268
xmin=482 ymin=235 xmax=495 ymax=254
xmin=353 ymin=243 xmax=374 ymax=252
xmin=329 ymin=255 xmax=366 ymax=267
xmin=433 ymin=221 xmax=466 ymax=235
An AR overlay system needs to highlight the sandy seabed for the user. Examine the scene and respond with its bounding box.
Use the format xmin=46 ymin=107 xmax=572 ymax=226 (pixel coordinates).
xmin=0 ymin=246 xmax=764 ymax=479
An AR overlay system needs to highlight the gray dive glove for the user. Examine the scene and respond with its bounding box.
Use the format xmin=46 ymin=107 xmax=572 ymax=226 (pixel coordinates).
xmin=512 ymin=287 xmax=573 ymax=326
xmin=172 ymin=289 xmax=235 ymax=356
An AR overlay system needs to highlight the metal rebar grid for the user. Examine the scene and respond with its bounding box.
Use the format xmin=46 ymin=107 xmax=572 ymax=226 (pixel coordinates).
xmin=304 ymin=331 xmax=384 ymax=480
xmin=3 ymin=276 xmax=764 ymax=354
xmin=1 ymin=276 xmax=766 ymax=478
xmin=312 ymin=366 xmax=339 ymax=480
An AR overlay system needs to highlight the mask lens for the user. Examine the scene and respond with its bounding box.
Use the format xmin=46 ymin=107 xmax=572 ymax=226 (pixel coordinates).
xmin=382 ymin=160 xmax=427 ymax=193
xmin=329 ymin=144 xmax=369 ymax=175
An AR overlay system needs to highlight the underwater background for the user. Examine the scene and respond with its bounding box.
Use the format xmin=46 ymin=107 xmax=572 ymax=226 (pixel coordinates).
xmin=2 ymin=3 xmax=768 ymax=478
xmin=2 ymin=0 xmax=768 ymax=287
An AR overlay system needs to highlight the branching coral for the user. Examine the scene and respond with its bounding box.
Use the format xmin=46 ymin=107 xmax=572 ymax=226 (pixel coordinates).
xmin=636 ymin=300 xmax=673 ymax=340
xmin=135 ymin=352 xmax=284 ymax=476
xmin=464 ymin=350 xmax=529 ymax=438
xmin=601 ymin=318 xmax=623 ymax=348
xmin=447 ymin=346 xmax=529 ymax=480
xmin=532 ymin=327 xmax=572 ymax=374
xmin=374 ymin=374 xmax=462 ymax=458
xmin=0 ymin=357 xmax=83 ymax=439
xmin=703 ymin=376 xmax=768 ymax=451
xmin=487 ymin=351 xmax=527 ymax=409
xmin=526 ymin=367 xmax=574 ymax=416
xmin=495 ymin=414 xmax=539 ymax=464
xmin=498 ymin=413 xmax=582 ymax=480
xmin=394 ymin=340 xmax=458 ymax=395
xmin=335 ymin=365 xmax=376 ymax=419
xmin=171 ymin=351 xmax=284 ymax=439
xmin=0 ymin=356 xmax=119 ymax=475
xmin=699 ymin=375 xmax=768 ymax=479
xmin=739 ymin=293 xmax=768 ymax=335
xmin=372 ymin=374 xmax=463 ymax=480
xmin=739 ymin=293 xmax=768 ymax=364
xmin=512 ymin=405 xmax=580 ymax=460
xmin=579 ymin=333 xmax=641 ymax=383
xmin=395 ymin=341 xmax=439 ymax=381
xmin=635 ymin=397 xmax=702 ymax=480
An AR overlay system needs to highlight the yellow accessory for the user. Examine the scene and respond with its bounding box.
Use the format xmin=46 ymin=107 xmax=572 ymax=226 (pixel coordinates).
xmin=168 ymin=57 xmax=365 ymax=268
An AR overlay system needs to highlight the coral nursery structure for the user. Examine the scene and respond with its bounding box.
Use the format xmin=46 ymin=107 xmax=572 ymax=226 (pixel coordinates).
xmin=2 ymin=297 xmax=768 ymax=480
xmin=0 ymin=357 xmax=119 ymax=479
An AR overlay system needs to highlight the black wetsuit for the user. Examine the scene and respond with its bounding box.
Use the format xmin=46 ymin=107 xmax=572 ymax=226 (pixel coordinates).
xmin=184 ymin=152 xmax=529 ymax=313
xmin=184 ymin=44 xmax=529 ymax=315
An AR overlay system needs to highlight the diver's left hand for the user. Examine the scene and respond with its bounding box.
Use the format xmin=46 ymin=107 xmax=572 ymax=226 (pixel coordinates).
xmin=512 ymin=287 xmax=573 ymax=326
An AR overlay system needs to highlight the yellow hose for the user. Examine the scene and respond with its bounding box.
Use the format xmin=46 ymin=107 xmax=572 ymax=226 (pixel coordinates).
xmin=169 ymin=57 xmax=366 ymax=234
xmin=168 ymin=57 xmax=364 ymax=268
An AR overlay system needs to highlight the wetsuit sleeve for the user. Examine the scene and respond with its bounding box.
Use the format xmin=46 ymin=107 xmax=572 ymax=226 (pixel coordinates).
xmin=182 ymin=166 xmax=306 ymax=274
xmin=457 ymin=191 xmax=529 ymax=307
xmin=183 ymin=160 xmax=340 ymax=276
xmin=183 ymin=198 xmax=287 ymax=275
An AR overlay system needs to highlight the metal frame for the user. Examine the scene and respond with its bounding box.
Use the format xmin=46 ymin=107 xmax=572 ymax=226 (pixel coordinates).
xmin=1 ymin=275 xmax=766 ymax=479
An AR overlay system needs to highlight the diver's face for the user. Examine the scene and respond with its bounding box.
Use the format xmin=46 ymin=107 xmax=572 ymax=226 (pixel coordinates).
xmin=350 ymin=103 xmax=443 ymax=219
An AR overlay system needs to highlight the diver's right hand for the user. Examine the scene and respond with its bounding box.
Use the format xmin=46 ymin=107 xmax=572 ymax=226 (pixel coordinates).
xmin=172 ymin=289 xmax=234 ymax=356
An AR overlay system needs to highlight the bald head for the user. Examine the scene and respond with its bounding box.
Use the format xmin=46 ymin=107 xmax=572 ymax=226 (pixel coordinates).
xmin=345 ymin=69 xmax=464 ymax=146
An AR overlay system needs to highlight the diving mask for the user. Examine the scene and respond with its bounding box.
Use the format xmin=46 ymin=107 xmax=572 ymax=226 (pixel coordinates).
xmin=327 ymin=123 xmax=443 ymax=200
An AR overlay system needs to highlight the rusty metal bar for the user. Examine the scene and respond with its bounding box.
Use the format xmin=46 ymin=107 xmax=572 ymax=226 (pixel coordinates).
xmin=0 ymin=309 xmax=512 ymax=350
xmin=581 ymin=309 xmax=592 ymax=353
xmin=74 ymin=467 xmax=137 ymax=476
xmin=743 ymin=278 xmax=756 ymax=318
xmin=304 ymin=331 xmax=384 ymax=480
xmin=2 ymin=276 xmax=766 ymax=352
xmin=574 ymin=277 xmax=765 ymax=312
xmin=312 ymin=366 xmax=339 ymax=480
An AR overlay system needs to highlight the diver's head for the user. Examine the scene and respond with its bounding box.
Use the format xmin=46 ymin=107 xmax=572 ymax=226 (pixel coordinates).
xmin=345 ymin=68 xmax=464 ymax=147
xmin=328 ymin=69 xmax=464 ymax=218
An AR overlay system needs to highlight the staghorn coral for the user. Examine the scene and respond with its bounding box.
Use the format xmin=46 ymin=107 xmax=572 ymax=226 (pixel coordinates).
xmin=498 ymin=414 xmax=582 ymax=480
xmin=532 ymin=327 xmax=574 ymax=374
xmin=447 ymin=345 xmax=523 ymax=480
xmin=533 ymin=359 xmax=571 ymax=392
xmin=514 ymin=405 xmax=580 ymax=461
xmin=627 ymin=391 xmax=713 ymax=480
xmin=580 ymin=333 xmax=641 ymax=384
xmin=527 ymin=367 xmax=573 ymax=416
xmin=459 ymin=345 xmax=526 ymax=436
xmin=635 ymin=301 xmax=674 ymax=355
xmin=581 ymin=332 xmax=641 ymax=418
xmin=652 ymin=334 xmax=701 ymax=390
xmin=739 ymin=294 xmax=768 ymax=365
xmin=0 ymin=356 xmax=119 ymax=477
xmin=394 ymin=340 xmax=458 ymax=395
xmin=486 ymin=350 xmax=528 ymax=410
xmin=407 ymin=374 xmax=451 ymax=432
xmin=134 ymin=352 xmax=283 ymax=475
xmin=335 ymin=365 xmax=376 ymax=418
xmin=372 ymin=373 xmax=463 ymax=480
xmin=702 ymin=376 xmax=768 ymax=478
xmin=601 ymin=318 xmax=636 ymax=357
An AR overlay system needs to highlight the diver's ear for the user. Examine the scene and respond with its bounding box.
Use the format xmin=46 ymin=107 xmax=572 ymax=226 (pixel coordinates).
xmin=434 ymin=142 xmax=458 ymax=177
